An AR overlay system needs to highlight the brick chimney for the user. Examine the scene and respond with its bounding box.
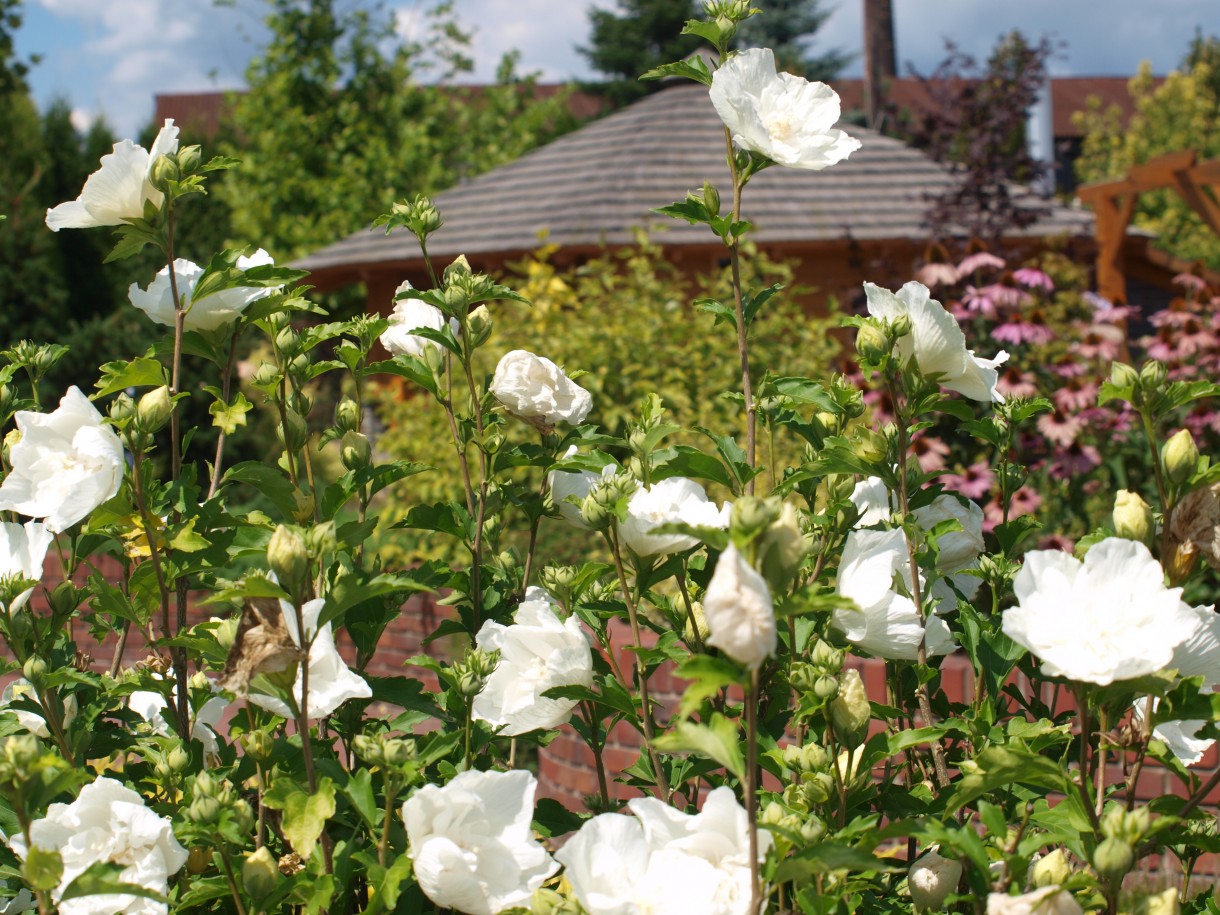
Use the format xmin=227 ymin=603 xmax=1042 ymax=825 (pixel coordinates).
xmin=863 ymin=0 xmax=896 ymax=130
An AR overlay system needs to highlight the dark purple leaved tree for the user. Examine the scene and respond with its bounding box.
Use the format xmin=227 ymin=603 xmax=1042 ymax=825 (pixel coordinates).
xmin=900 ymin=32 xmax=1059 ymax=242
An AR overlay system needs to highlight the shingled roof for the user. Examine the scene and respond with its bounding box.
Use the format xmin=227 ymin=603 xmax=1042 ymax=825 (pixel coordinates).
xmin=295 ymin=82 xmax=1092 ymax=281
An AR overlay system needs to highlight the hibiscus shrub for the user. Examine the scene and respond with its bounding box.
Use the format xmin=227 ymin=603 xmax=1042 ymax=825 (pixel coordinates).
xmin=1 ymin=5 xmax=1219 ymax=915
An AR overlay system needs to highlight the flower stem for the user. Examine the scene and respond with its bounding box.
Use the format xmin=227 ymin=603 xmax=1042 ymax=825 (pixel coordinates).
xmin=217 ymin=848 xmax=248 ymax=915
xmin=722 ymin=129 xmax=756 ymax=492
xmin=745 ymin=668 xmax=762 ymax=915
xmin=886 ymin=372 xmax=950 ymax=793
xmin=378 ymin=771 xmax=397 ymax=868
xmin=605 ymin=529 xmax=669 ymax=798
xmin=207 ymin=327 xmax=243 ymax=500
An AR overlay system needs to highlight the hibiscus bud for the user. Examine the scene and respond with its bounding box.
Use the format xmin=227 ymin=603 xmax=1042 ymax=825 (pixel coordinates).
xmin=267 ymin=525 xmax=309 ymax=601
xmin=703 ymin=543 xmax=776 ymax=669
xmin=383 ymin=738 xmax=416 ymax=767
xmin=811 ymin=639 xmax=844 ymax=673
xmin=167 ymin=746 xmax=191 ymax=772
xmin=443 ymin=284 xmax=468 ymax=315
xmin=799 ymin=818 xmax=826 ymax=844
xmin=1163 ymin=429 xmax=1199 ymax=485
xmin=253 ymin=361 xmax=280 ymax=388
xmin=240 ymin=730 xmax=273 ymax=762
xmin=853 ymin=428 xmax=889 ymax=465
xmin=1166 ymin=541 xmax=1200 ymax=584
xmin=21 ymin=656 xmax=46 ymax=687
xmin=683 ymin=600 xmax=710 ymax=645
xmin=758 ymin=502 xmax=808 ymax=592
xmin=352 ymin=734 xmax=383 ymax=766
xmin=856 ymin=322 xmax=890 ymax=362
xmin=732 ymin=495 xmax=780 ymax=540
xmin=177 ymin=145 xmax=202 ymax=175
xmin=109 ymin=391 xmax=136 ymax=422
xmin=137 ymin=385 xmax=174 ymax=434
xmin=813 ymin=674 xmax=839 ymax=700
xmin=1140 ymin=359 xmax=1168 ymax=391
xmin=21 ymin=844 xmax=64 ymax=893
xmin=335 ymin=397 xmax=361 ymax=433
xmin=243 ymin=847 xmax=279 ymax=900
xmin=829 ymin=668 xmax=870 ymax=748
xmin=539 ymin=567 xmax=577 ymax=609
xmin=444 ymin=254 xmax=472 ymax=282
xmin=232 ymin=798 xmax=255 ymax=834
xmin=457 ymin=669 xmax=484 ymax=697
xmin=278 ymin=409 xmax=308 ymax=451
xmin=482 ymin=429 xmax=504 ymax=455
xmin=340 ymin=431 xmax=372 ymax=471
xmin=275 ymin=326 xmax=299 ymax=356
xmin=1110 ymin=361 xmax=1139 ymax=390
xmin=188 ymin=794 xmax=222 ymax=824
xmin=466 ymin=305 xmax=493 ymax=348
xmin=1092 ymin=837 xmax=1134 ymax=884
xmin=148 ymin=153 xmax=179 ymax=192
xmin=908 ymin=848 xmax=962 ymax=910
xmin=1030 ymin=848 xmax=1072 ymax=888
xmin=1113 ymin=490 xmax=1153 ymax=544
xmin=760 ymin=800 xmax=787 ymax=826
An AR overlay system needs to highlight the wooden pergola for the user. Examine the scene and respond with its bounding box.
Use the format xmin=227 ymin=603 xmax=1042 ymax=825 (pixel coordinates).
xmin=1078 ymin=150 xmax=1220 ymax=303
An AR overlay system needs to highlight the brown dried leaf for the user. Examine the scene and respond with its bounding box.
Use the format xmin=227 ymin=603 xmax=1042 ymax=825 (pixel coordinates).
xmin=220 ymin=598 xmax=299 ymax=696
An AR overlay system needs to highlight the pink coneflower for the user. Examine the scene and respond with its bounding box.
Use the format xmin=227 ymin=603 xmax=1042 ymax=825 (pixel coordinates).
xmin=1052 ymin=376 xmax=1099 ymax=413
xmin=1184 ymin=401 xmax=1220 ymax=438
xmin=1047 ymin=442 xmax=1101 ymax=479
xmin=982 ymin=485 xmax=1042 ymax=531
xmin=992 ymin=309 xmax=1055 ymax=346
xmin=980 ymin=273 xmax=1029 ymax=311
xmin=1036 ymin=533 xmax=1075 ymax=552
xmin=942 ymin=461 xmax=996 ymax=500
xmin=1037 ymin=409 xmax=1082 ymax=447
xmin=996 ymin=365 xmax=1039 ymax=400
xmin=1070 ymin=322 xmax=1124 ymax=361
xmin=1084 ymin=291 xmax=1137 ymax=324
xmin=1173 ymin=271 xmax=1208 ymax=294
xmin=1013 ymin=267 xmax=1055 ymax=292
xmin=911 ymin=434 xmax=950 ymax=473
xmin=958 ymin=285 xmax=998 ymax=319
xmin=916 ymin=261 xmax=960 ymax=288
xmin=958 ymin=251 xmax=1006 ymax=275
xmin=1149 ymin=297 xmax=1201 ymax=329
xmin=1051 ymin=358 xmax=1089 ymax=379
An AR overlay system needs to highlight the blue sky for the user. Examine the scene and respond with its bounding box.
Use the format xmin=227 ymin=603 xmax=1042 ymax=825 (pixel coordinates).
xmin=12 ymin=0 xmax=1218 ymax=137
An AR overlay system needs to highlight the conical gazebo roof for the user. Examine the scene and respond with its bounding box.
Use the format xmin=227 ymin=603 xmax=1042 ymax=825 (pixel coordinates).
xmin=296 ymin=82 xmax=1091 ymax=289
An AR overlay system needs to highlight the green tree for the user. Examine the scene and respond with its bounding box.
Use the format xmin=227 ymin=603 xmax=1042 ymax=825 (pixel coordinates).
xmin=216 ymin=0 xmax=580 ymax=263
xmin=1075 ymin=43 xmax=1220 ymax=268
xmin=735 ymin=0 xmax=851 ymax=81
xmin=578 ymin=0 xmax=702 ymax=106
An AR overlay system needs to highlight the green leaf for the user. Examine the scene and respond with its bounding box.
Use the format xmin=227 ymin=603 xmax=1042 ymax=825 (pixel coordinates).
xmin=341 ymin=768 xmax=378 ymax=830
xmin=220 ymin=462 xmax=299 ymax=520
xmin=773 ymin=843 xmax=903 ymax=883
xmin=946 ymin=745 xmax=1071 ymax=813
xmin=673 ymin=655 xmax=744 ymax=717
xmin=368 ymin=355 xmax=440 ymax=398
xmin=263 ymin=777 xmax=336 ymax=860
xmin=93 ymin=356 xmax=168 ymax=398
xmin=743 ymin=283 xmax=783 ymax=326
xmin=207 ymin=390 xmax=253 ymax=435
xmin=60 ymin=861 xmax=167 ymax=905
xmin=168 ymin=517 xmax=209 ymax=553
xmin=652 ymin=712 xmax=744 ymax=779
xmin=639 ymin=57 xmax=712 ymax=85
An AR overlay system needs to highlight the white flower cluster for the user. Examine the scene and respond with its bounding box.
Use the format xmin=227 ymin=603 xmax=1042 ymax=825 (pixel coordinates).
xmin=9 ymin=778 xmax=188 ymax=915
xmin=556 ymin=786 xmax=770 ymax=915
xmin=472 ymin=587 xmax=593 ymax=736
xmin=128 ymin=249 xmax=279 ymax=332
